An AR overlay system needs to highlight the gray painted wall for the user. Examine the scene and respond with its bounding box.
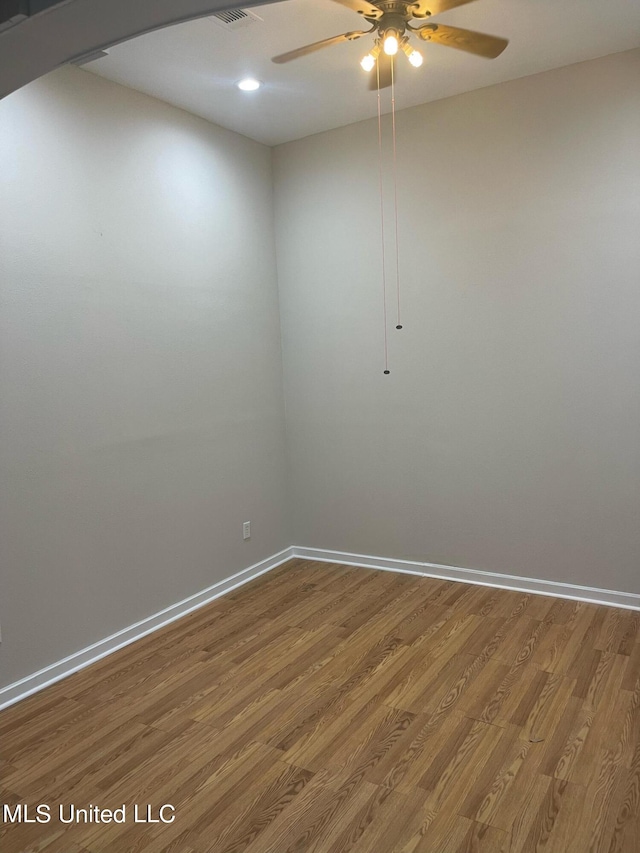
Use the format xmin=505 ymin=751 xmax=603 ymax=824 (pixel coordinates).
xmin=1 ymin=49 xmax=639 ymax=692
xmin=274 ymin=49 xmax=640 ymax=593
xmin=0 ymin=66 xmax=290 ymax=688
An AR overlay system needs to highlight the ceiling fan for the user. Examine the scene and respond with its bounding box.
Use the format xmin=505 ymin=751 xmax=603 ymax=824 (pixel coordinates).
xmin=272 ymin=0 xmax=509 ymax=89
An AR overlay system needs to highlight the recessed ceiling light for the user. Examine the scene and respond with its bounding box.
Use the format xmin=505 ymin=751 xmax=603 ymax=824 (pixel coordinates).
xmin=237 ymin=78 xmax=261 ymax=92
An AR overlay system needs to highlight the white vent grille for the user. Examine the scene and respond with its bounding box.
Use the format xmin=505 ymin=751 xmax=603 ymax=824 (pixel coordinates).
xmin=209 ymin=8 xmax=263 ymax=31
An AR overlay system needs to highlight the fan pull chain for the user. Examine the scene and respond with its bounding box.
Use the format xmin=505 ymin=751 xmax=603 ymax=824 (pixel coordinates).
xmin=377 ymin=58 xmax=390 ymax=375
xmin=390 ymin=56 xmax=402 ymax=331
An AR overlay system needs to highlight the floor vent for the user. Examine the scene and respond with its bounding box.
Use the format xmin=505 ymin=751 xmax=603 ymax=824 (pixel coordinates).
xmin=209 ymin=8 xmax=263 ymax=31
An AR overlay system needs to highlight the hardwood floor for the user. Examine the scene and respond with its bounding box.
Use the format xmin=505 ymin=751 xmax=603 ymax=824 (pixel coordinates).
xmin=1 ymin=558 xmax=639 ymax=852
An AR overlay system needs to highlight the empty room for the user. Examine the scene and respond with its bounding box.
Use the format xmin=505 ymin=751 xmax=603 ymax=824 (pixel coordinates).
xmin=1 ymin=0 xmax=639 ymax=851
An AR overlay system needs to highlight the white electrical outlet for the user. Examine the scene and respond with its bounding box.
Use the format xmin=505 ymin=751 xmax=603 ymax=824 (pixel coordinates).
xmin=243 ymin=521 xmax=251 ymax=540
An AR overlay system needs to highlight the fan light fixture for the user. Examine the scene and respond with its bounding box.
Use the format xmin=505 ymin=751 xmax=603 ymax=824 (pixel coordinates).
xmin=360 ymin=43 xmax=381 ymax=72
xmin=382 ymin=30 xmax=399 ymax=56
xmin=237 ymin=78 xmax=261 ymax=91
xmin=360 ymin=53 xmax=376 ymax=72
xmin=402 ymin=43 xmax=423 ymax=67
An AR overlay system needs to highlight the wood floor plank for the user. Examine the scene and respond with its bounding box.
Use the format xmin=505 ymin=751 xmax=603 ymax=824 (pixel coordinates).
xmin=623 ymin=642 xmax=640 ymax=692
xmin=203 ymin=762 xmax=315 ymax=853
xmin=1 ymin=559 xmax=639 ymax=853
xmin=455 ymin=820 xmax=510 ymax=853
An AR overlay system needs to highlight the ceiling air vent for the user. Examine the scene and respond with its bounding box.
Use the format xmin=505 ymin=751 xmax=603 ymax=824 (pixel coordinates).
xmin=209 ymin=8 xmax=263 ymax=31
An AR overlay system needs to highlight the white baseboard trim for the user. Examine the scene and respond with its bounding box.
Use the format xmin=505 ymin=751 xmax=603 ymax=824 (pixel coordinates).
xmin=4 ymin=543 xmax=638 ymax=712
xmin=292 ymin=546 xmax=640 ymax=612
xmin=0 ymin=547 xmax=294 ymax=712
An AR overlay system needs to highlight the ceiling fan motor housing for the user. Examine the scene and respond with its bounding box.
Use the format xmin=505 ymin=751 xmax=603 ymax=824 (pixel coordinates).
xmin=363 ymin=2 xmax=405 ymax=22
xmin=378 ymin=13 xmax=407 ymax=38
xmin=363 ymin=3 xmax=418 ymax=43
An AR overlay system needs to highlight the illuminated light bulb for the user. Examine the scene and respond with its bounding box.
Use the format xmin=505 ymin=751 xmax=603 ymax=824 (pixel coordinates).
xmin=408 ymin=49 xmax=423 ymax=67
xmin=383 ymin=33 xmax=399 ymax=56
xmin=360 ymin=53 xmax=376 ymax=72
xmin=237 ymin=78 xmax=261 ymax=91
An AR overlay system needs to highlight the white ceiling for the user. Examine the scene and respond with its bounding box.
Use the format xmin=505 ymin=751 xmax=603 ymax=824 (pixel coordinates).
xmin=84 ymin=0 xmax=640 ymax=146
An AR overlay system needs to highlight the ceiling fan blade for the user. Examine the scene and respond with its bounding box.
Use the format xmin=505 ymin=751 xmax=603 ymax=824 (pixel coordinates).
xmin=367 ymin=53 xmax=394 ymax=91
xmin=272 ymin=30 xmax=371 ymax=64
xmin=414 ymin=23 xmax=508 ymax=58
xmin=328 ymin=0 xmax=383 ymax=20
